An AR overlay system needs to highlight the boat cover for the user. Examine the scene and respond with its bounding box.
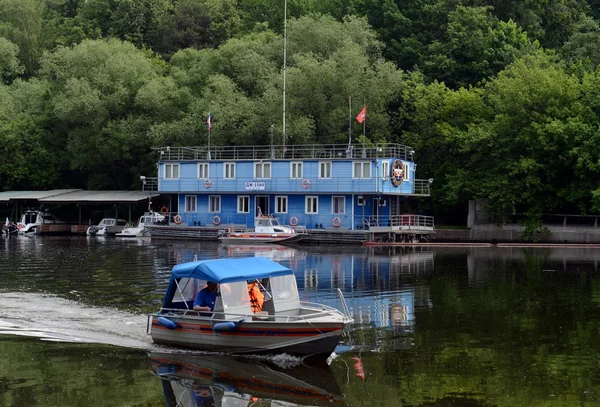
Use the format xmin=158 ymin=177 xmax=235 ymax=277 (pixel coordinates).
xmin=170 ymin=257 xmax=293 ymax=283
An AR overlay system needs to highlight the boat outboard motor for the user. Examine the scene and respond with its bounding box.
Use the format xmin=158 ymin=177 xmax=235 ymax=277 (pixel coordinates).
xmin=6 ymin=222 xmax=18 ymax=235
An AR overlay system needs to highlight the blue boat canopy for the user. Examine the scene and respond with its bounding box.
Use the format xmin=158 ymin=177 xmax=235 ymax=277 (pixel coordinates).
xmin=170 ymin=257 xmax=294 ymax=283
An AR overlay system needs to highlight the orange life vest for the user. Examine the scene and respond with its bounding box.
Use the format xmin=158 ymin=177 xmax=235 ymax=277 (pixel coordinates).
xmin=248 ymin=282 xmax=265 ymax=312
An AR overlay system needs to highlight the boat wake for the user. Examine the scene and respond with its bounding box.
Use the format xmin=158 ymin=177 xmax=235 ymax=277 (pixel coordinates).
xmin=0 ymin=292 xmax=153 ymax=349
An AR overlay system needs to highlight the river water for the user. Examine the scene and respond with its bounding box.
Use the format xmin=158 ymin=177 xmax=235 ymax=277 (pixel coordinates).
xmin=1 ymin=236 xmax=600 ymax=406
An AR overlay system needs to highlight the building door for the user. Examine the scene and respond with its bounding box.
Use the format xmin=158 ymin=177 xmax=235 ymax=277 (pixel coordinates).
xmin=255 ymin=196 xmax=270 ymax=216
xmin=372 ymin=198 xmax=379 ymax=226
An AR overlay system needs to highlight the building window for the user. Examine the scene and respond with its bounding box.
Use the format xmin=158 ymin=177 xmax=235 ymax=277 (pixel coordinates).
xmin=185 ymin=195 xmax=197 ymax=212
xmin=254 ymin=162 xmax=271 ymax=179
xmin=332 ymin=196 xmax=345 ymax=214
xmin=237 ymin=196 xmax=249 ymax=213
xmin=305 ymin=196 xmax=318 ymax=214
xmin=318 ymin=161 xmax=331 ymax=179
xmin=198 ymin=163 xmax=209 ymax=179
xmin=165 ymin=163 xmax=179 ymax=179
xmin=275 ymin=196 xmax=288 ymax=213
xmin=209 ymin=195 xmax=221 ymax=213
xmin=290 ymin=162 xmax=303 ymax=179
xmin=224 ymin=162 xmax=236 ymax=179
xmin=403 ymin=163 xmax=410 ymax=180
xmin=382 ymin=161 xmax=390 ymax=179
xmin=353 ymin=161 xmax=371 ymax=178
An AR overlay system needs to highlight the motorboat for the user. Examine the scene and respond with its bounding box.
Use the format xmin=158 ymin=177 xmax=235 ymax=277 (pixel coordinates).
xmin=149 ymin=351 xmax=347 ymax=407
xmin=219 ymin=215 xmax=307 ymax=245
xmin=115 ymin=212 xmax=165 ymax=237
xmin=16 ymin=210 xmax=66 ymax=234
xmin=86 ymin=218 xmax=127 ymax=236
xmin=147 ymin=257 xmax=353 ymax=358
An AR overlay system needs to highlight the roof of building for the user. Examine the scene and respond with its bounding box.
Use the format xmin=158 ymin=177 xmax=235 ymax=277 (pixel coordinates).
xmin=0 ymin=190 xmax=159 ymax=204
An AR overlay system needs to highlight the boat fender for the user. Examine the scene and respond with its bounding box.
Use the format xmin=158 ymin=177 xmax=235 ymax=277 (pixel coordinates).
xmin=156 ymin=365 xmax=177 ymax=376
xmin=157 ymin=317 xmax=177 ymax=330
xmin=212 ymin=318 xmax=245 ymax=333
xmin=212 ymin=321 xmax=237 ymax=332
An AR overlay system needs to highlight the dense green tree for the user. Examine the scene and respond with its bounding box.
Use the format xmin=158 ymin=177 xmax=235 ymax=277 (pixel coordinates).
xmin=0 ymin=37 xmax=24 ymax=83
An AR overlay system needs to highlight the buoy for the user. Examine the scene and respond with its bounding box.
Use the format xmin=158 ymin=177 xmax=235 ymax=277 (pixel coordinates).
xmin=289 ymin=216 xmax=298 ymax=226
xmin=157 ymin=317 xmax=177 ymax=330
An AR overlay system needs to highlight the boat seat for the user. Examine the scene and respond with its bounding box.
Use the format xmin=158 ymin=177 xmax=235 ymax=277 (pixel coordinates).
xmin=262 ymin=299 xmax=275 ymax=315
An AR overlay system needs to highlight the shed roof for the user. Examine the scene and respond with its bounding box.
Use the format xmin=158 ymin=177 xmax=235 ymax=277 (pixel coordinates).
xmin=0 ymin=190 xmax=159 ymax=203
xmin=39 ymin=190 xmax=160 ymax=203
xmin=0 ymin=189 xmax=80 ymax=202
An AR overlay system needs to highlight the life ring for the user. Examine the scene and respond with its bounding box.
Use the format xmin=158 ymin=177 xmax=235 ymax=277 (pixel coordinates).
xmin=17 ymin=224 xmax=23 ymax=230
xmin=332 ymin=217 xmax=342 ymax=228
xmin=301 ymin=179 xmax=310 ymax=189
xmin=173 ymin=214 xmax=182 ymax=224
xmin=204 ymin=179 xmax=212 ymax=189
xmin=289 ymin=216 xmax=299 ymax=226
xmin=160 ymin=206 xmax=169 ymax=214
xmin=213 ymin=215 xmax=221 ymax=225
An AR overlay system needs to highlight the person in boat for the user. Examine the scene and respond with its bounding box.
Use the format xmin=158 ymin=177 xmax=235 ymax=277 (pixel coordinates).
xmin=192 ymin=385 xmax=215 ymax=407
xmin=193 ymin=281 xmax=219 ymax=314
xmin=248 ymin=280 xmax=265 ymax=313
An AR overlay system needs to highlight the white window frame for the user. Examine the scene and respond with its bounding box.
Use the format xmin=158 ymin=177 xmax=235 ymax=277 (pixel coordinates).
xmin=290 ymin=162 xmax=303 ymax=179
xmin=275 ymin=196 xmax=288 ymax=214
xmin=185 ymin=195 xmax=197 ymax=212
xmin=197 ymin=163 xmax=209 ymax=179
xmin=382 ymin=161 xmax=390 ymax=180
xmin=403 ymin=163 xmax=410 ymax=180
xmin=209 ymin=195 xmax=221 ymax=213
xmin=353 ymin=161 xmax=371 ymax=178
xmin=305 ymin=196 xmax=318 ymax=214
xmin=332 ymin=196 xmax=345 ymax=214
xmin=237 ymin=196 xmax=249 ymax=213
xmin=318 ymin=161 xmax=332 ymax=179
xmin=224 ymin=162 xmax=236 ymax=179
xmin=254 ymin=162 xmax=271 ymax=179
xmin=164 ymin=163 xmax=180 ymax=179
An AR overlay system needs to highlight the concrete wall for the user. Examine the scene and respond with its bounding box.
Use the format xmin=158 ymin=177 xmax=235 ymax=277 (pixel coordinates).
xmin=434 ymin=224 xmax=600 ymax=243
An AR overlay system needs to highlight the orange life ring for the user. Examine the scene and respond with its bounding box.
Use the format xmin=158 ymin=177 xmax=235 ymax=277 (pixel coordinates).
xmin=213 ymin=215 xmax=221 ymax=225
xmin=160 ymin=206 xmax=169 ymax=214
xmin=204 ymin=179 xmax=212 ymax=189
xmin=301 ymin=179 xmax=310 ymax=189
xmin=289 ymin=216 xmax=299 ymax=226
xmin=17 ymin=224 xmax=23 ymax=230
xmin=332 ymin=217 xmax=342 ymax=227
xmin=173 ymin=214 xmax=182 ymax=224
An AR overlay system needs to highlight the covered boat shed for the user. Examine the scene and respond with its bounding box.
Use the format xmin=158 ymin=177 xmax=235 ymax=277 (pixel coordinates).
xmin=1 ymin=189 xmax=162 ymax=225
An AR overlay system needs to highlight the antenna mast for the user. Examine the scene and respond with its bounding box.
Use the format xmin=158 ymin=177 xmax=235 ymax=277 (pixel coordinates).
xmin=282 ymin=0 xmax=287 ymax=158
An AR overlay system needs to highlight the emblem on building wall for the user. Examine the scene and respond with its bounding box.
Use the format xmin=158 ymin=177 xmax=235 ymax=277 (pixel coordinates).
xmin=391 ymin=160 xmax=404 ymax=187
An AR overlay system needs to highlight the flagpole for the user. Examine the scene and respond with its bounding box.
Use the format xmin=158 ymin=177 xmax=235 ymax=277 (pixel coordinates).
xmin=207 ymin=111 xmax=211 ymax=160
xmin=347 ymin=97 xmax=352 ymax=158
xmin=282 ymin=0 xmax=287 ymax=158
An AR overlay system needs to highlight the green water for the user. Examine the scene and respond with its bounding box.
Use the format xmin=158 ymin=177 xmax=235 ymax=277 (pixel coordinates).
xmin=1 ymin=237 xmax=600 ymax=406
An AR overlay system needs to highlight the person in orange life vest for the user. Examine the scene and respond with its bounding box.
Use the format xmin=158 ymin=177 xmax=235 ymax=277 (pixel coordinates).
xmin=194 ymin=281 xmax=218 ymax=313
xmin=248 ymin=281 xmax=265 ymax=313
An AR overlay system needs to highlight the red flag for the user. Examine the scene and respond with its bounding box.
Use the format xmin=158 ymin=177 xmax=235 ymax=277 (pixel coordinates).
xmin=356 ymin=106 xmax=366 ymax=123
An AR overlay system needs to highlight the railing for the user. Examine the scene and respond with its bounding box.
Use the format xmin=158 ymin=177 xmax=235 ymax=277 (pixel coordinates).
xmin=141 ymin=176 xmax=431 ymax=196
xmin=354 ymin=214 xmax=435 ymax=230
xmin=154 ymin=143 xmax=416 ymax=162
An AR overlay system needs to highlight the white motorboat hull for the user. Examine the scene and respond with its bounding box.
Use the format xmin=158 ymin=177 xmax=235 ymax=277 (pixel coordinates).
xmin=219 ymin=232 xmax=305 ymax=245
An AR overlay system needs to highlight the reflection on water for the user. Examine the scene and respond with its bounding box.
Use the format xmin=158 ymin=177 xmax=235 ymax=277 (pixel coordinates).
xmin=149 ymin=351 xmax=346 ymax=407
xmin=4 ymin=236 xmax=600 ymax=405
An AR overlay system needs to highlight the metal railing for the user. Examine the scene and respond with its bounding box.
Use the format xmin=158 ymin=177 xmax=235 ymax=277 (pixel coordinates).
xmin=154 ymin=143 xmax=416 ymax=162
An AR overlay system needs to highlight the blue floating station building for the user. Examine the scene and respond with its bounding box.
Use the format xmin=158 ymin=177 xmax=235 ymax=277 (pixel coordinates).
xmin=143 ymin=143 xmax=434 ymax=242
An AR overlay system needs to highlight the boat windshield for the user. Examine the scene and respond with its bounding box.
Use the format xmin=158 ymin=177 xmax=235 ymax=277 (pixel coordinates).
xmin=271 ymin=218 xmax=281 ymax=226
xmin=220 ymin=282 xmax=252 ymax=315
xmin=99 ymin=219 xmax=115 ymax=226
xmin=270 ymin=275 xmax=300 ymax=311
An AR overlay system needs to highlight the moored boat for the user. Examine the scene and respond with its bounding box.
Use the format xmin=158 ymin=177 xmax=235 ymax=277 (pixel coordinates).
xmin=147 ymin=257 xmax=353 ymax=358
xmin=16 ymin=210 xmax=66 ymax=234
xmin=219 ymin=215 xmax=307 ymax=245
xmin=86 ymin=218 xmax=127 ymax=236
xmin=115 ymin=211 xmax=165 ymax=238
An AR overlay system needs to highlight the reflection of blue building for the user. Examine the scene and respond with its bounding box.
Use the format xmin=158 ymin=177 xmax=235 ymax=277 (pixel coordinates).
xmin=173 ymin=246 xmax=434 ymax=334
xmin=146 ymin=144 xmax=433 ymax=231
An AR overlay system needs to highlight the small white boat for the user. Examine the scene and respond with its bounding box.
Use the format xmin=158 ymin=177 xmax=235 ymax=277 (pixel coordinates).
xmin=219 ymin=215 xmax=307 ymax=245
xmin=148 ymin=257 xmax=353 ymax=359
xmin=150 ymin=352 xmax=347 ymax=407
xmin=115 ymin=212 xmax=165 ymax=238
xmin=86 ymin=218 xmax=127 ymax=236
xmin=16 ymin=210 xmax=66 ymax=234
